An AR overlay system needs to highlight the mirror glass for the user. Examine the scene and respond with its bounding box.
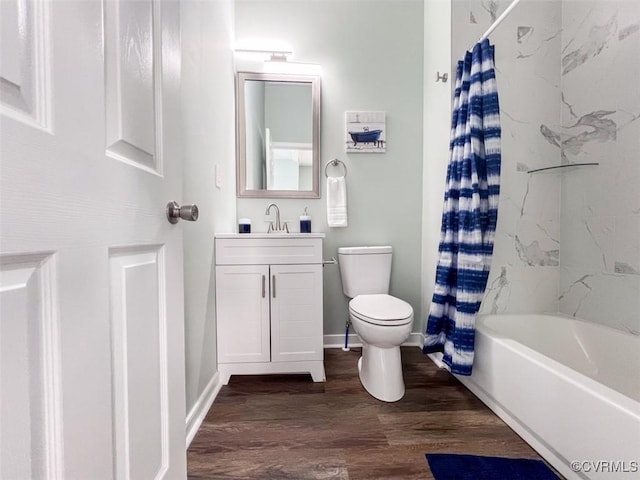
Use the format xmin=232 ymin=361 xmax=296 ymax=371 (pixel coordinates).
xmin=236 ymin=72 xmax=321 ymax=198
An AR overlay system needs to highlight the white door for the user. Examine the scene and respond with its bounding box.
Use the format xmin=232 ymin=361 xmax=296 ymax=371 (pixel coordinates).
xmin=0 ymin=1 xmax=187 ymax=479
xmin=215 ymin=265 xmax=271 ymax=364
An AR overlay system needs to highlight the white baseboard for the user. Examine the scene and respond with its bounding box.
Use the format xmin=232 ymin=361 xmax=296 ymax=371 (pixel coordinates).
xmin=426 ymin=351 xmax=449 ymax=370
xmin=323 ymin=331 xmax=424 ymax=349
xmin=403 ymin=332 xmax=424 ymax=347
xmin=185 ymin=371 xmax=223 ymax=447
xmin=323 ymin=332 xmax=362 ymax=349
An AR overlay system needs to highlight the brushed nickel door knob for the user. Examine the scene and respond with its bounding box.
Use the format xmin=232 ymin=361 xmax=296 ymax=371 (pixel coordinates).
xmin=166 ymin=201 xmax=199 ymax=224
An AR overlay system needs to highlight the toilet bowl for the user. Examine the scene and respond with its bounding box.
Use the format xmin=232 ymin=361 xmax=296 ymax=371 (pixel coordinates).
xmin=348 ymin=293 xmax=414 ymax=402
xmin=338 ymin=246 xmax=415 ymax=402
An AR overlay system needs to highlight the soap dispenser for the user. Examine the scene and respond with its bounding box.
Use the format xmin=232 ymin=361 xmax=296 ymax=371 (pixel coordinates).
xmin=300 ymin=207 xmax=312 ymax=233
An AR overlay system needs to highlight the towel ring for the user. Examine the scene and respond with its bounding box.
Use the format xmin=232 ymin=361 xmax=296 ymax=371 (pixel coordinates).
xmin=325 ymin=158 xmax=347 ymax=178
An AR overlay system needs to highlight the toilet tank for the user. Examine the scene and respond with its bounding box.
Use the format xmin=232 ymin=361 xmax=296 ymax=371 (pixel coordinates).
xmin=338 ymin=246 xmax=392 ymax=298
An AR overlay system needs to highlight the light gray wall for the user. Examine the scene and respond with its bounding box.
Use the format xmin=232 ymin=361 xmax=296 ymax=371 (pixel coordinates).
xmin=234 ymin=0 xmax=424 ymax=336
xmin=181 ymin=0 xmax=236 ymax=416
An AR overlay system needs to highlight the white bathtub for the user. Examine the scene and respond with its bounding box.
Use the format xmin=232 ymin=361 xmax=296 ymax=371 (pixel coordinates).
xmin=438 ymin=313 xmax=640 ymax=480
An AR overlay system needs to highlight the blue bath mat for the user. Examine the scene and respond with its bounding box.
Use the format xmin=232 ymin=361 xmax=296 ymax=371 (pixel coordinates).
xmin=426 ymin=453 xmax=560 ymax=480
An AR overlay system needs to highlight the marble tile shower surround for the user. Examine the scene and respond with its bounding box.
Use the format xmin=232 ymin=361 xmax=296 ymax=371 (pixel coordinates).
xmin=452 ymin=0 xmax=639 ymax=335
xmin=558 ymin=0 xmax=640 ymax=335
xmin=453 ymin=0 xmax=563 ymax=317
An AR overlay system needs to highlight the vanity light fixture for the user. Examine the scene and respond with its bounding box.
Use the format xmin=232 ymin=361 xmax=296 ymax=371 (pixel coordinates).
xmin=234 ymin=38 xmax=294 ymax=61
xmin=234 ymin=48 xmax=293 ymax=61
xmin=267 ymin=52 xmax=289 ymax=62
xmin=234 ymin=39 xmax=321 ymax=75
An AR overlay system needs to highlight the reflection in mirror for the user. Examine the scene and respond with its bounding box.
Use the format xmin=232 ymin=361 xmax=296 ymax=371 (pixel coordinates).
xmin=236 ymin=72 xmax=320 ymax=198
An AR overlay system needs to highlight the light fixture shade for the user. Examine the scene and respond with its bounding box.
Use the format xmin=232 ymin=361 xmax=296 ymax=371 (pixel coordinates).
xmin=234 ymin=38 xmax=294 ymax=59
xmin=234 ymin=38 xmax=321 ymax=75
xmin=235 ymin=48 xmax=293 ymax=57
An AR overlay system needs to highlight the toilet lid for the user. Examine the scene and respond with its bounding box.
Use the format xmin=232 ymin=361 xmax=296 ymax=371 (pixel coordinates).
xmin=349 ymin=294 xmax=413 ymax=325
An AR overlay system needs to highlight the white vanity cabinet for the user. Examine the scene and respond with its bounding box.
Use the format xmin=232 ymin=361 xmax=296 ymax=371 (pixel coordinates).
xmin=214 ymin=234 xmax=325 ymax=384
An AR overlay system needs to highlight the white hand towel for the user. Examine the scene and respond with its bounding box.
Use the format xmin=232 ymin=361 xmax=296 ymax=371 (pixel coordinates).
xmin=327 ymin=176 xmax=348 ymax=227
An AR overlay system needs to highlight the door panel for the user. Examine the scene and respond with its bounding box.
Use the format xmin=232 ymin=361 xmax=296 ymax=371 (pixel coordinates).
xmin=0 ymin=253 xmax=62 ymax=480
xmin=104 ymin=0 xmax=160 ymax=172
xmin=216 ymin=265 xmax=270 ymax=364
xmin=0 ymin=0 xmax=51 ymax=131
xmin=270 ymin=264 xmax=323 ymax=363
xmin=109 ymin=247 xmax=169 ymax=480
xmin=0 ymin=0 xmax=186 ymax=478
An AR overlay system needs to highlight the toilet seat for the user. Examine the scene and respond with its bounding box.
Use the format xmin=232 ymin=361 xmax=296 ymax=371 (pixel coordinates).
xmin=349 ymin=294 xmax=413 ymax=326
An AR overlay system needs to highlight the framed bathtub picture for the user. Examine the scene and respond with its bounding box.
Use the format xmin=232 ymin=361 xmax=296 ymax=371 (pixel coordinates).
xmin=345 ymin=111 xmax=386 ymax=153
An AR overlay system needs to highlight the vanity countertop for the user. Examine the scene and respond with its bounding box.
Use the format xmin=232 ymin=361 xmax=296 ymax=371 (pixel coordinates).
xmin=215 ymin=233 xmax=325 ymax=239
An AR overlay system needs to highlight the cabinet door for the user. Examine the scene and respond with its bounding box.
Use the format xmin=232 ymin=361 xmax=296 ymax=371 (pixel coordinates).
xmin=216 ymin=265 xmax=270 ymax=363
xmin=270 ymin=264 xmax=323 ymax=362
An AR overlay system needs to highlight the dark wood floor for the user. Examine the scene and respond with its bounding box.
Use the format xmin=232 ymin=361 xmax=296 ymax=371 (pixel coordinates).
xmin=188 ymin=347 xmax=548 ymax=479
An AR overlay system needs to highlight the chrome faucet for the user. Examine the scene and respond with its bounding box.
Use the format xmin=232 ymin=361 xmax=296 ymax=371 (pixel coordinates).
xmin=265 ymin=203 xmax=288 ymax=233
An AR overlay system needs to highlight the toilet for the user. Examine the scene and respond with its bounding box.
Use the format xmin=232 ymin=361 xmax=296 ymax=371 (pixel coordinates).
xmin=338 ymin=246 xmax=414 ymax=402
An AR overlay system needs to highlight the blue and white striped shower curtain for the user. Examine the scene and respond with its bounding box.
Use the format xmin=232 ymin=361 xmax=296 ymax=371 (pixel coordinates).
xmin=423 ymin=39 xmax=502 ymax=376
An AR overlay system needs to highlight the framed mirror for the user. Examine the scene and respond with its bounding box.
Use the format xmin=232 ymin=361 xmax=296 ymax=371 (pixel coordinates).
xmin=236 ymin=72 xmax=321 ymax=198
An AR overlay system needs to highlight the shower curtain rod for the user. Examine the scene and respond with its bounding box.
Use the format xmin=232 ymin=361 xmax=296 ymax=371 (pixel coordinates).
xmin=475 ymin=0 xmax=522 ymax=46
